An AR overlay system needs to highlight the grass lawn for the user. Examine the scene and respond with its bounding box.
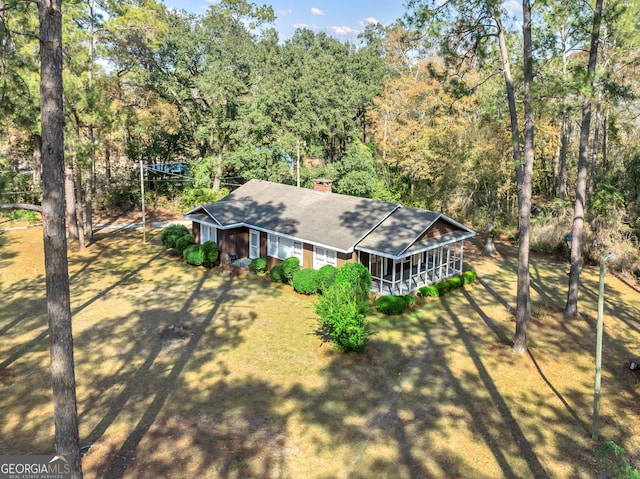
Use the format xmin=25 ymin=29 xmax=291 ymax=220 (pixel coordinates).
xmin=1 ymin=224 xmax=640 ymax=478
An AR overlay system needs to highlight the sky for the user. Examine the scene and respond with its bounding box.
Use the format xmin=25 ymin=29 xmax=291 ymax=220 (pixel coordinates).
xmin=161 ymin=0 xmax=409 ymax=44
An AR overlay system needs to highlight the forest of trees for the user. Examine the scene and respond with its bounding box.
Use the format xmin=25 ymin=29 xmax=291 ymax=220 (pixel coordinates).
xmin=2 ymin=1 xmax=640 ymax=323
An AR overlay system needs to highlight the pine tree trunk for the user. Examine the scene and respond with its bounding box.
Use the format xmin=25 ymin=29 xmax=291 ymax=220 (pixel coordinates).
xmin=558 ymin=22 xmax=569 ymax=201
xmin=552 ymin=143 xmax=560 ymax=198
xmin=65 ymin=163 xmax=78 ymax=239
xmin=37 ymin=0 xmax=83 ymax=476
xmin=85 ymin=163 xmax=93 ymax=244
xmin=105 ymin=143 xmax=111 ymax=188
xmin=32 ymin=134 xmax=42 ymax=189
xmin=589 ymin=89 xmax=603 ymax=204
xmin=602 ymin=112 xmax=608 ymax=170
xmin=559 ymin=110 xmax=569 ymax=200
xmin=74 ymin=162 xmax=85 ymax=251
xmin=565 ymin=0 xmax=603 ymax=317
xmin=513 ymin=0 xmax=534 ymax=354
xmin=494 ymin=9 xmax=530 ymax=352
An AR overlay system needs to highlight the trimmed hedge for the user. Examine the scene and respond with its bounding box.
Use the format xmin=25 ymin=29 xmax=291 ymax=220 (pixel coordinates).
xmin=418 ymin=285 xmax=439 ymax=297
xmin=269 ymin=264 xmax=286 ymax=283
xmin=418 ymin=270 xmax=477 ymax=298
xmin=376 ymin=295 xmax=415 ymax=315
xmin=249 ymin=257 xmax=268 ymax=273
xmin=463 ymin=270 xmax=477 ymax=284
xmin=292 ymin=268 xmax=319 ymax=295
xmin=175 ymin=234 xmax=195 ymax=254
xmin=183 ymin=244 xmax=204 ymax=266
xmin=281 ymin=257 xmax=300 ymax=282
xmin=161 ymin=224 xmax=190 ymax=249
xmin=316 ymin=264 xmax=337 ymax=294
xmin=201 ymin=241 xmax=219 ymax=268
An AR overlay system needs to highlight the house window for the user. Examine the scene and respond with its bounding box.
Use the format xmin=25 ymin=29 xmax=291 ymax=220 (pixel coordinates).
xmin=200 ymin=224 xmax=217 ymax=244
xmin=313 ymin=246 xmax=337 ymax=269
xmin=267 ymin=234 xmax=278 ymax=257
xmin=267 ymin=233 xmax=303 ymax=261
xmin=249 ymin=229 xmax=260 ymax=259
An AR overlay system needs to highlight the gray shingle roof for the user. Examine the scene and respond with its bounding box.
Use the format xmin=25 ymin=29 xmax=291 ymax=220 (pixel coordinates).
xmin=355 ymin=207 xmax=441 ymax=257
xmin=185 ymin=179 xmax=399 ymax=252
xmin=184 ymin=179 xmax=475 ymax=256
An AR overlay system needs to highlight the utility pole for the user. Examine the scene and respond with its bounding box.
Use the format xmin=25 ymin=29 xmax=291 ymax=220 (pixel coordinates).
xmin=592 ymin=252 xmax=612 ymax=440
xmin=139 ymin=160 xmax=146 ymax=243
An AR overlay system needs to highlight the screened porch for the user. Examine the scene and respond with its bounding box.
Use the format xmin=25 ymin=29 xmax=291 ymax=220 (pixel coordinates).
xmin=359 ymin=240 xmax=466 ymax=296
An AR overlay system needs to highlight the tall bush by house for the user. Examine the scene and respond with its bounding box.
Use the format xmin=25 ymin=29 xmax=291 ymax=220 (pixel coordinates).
xmin=335 ymin=263 xmax=372 ymax=301
xmin=316 ymin=264 xmax=337 ymax=294
xmin=316 ymin=282 xmax=370 ymax=353
xmin=201 ymin=241 xmax=219 ymax=268
xmin=161 ymin=224 xmax=190 ymax=249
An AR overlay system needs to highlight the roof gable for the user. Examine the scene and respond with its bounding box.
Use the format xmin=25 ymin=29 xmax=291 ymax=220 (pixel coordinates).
xmin=356 ymin=206 xmax=475 ymax=258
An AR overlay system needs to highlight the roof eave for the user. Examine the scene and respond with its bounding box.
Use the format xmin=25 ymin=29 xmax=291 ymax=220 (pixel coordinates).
xmin=356 ymin=230 xmax=476 ymax=261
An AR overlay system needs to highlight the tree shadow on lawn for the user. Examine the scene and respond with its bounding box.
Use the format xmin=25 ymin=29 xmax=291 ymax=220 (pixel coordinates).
xmin=279 ymin=260 xmax=639 ymax=478
xmin=467 ymin=248 xmax=640 ymax=470
xmin=0 ymin=285 xmax=52 ymax=454
xmin=283 ymin=306 xmax=550 ymax=478
xmin=78 ymin=271 xmax=268 ymax=478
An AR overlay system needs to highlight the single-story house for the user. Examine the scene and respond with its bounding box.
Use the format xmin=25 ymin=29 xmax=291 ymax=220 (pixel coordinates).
xmin=183 ymin=179 xmax=475 ymax=295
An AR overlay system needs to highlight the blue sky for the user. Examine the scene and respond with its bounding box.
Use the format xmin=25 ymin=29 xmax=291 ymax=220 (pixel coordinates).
xmin=162 ymin=0 xmax=409 ymax=44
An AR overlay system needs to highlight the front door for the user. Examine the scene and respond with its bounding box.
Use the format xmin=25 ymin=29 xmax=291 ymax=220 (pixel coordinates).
xmin=249 ymin=229 xmax=260 ymax=259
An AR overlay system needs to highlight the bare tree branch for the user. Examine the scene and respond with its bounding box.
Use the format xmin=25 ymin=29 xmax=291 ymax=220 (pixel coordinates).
xmin=0 ymin=203 xmax=43 ymax=213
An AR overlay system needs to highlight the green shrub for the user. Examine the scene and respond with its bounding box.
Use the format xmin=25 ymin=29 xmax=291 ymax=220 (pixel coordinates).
xmin=597 ymin=440 xmax=639 ymax=479
xmin=98 ymin=180 xmax=139 ymax=212
xmin=161 ymin=224 xmax=190 ymax=249
xmin=418 ymin=285 xmax=439 ymax=297
xmin=9 ymin=209 xmax=39 ymax=224
xmin=249 ymin=257 xmax=267 ymax=273
xmin=463 ymin=270 xmax=477 ymax=284
xmin=183 ymin=244 xmax=204 ymax=266
xmin=177 ymin=187 xmax=229 ymax=212
xmin=175 ymin=234 xmax=195 ymax=254
xmin=316 ymin=282 xmax=370 ymax=353
xmin=269 ymin=264 xmax=286 ymax=283
xmin=292 ymin=268 xmax=319 ymax=295
xmin=316 ymin=264 xmax=337 ymax=294
xmin=436 ymin=280 xmax=453 ymax=296
xmin=435 ymin=276 xmax=464 ymax=296
xmin=335 ymin=263 xmax=372 ymax=301
xmin=376 ymin=295 xmax=414 ymax=315
xmin=281 ymin=257 xmax=300 ymax=282
xmin=201 ymin=241 xmax=219 ymax=268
